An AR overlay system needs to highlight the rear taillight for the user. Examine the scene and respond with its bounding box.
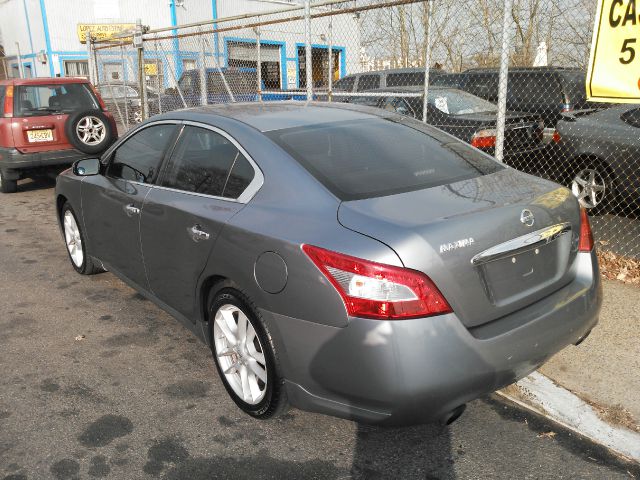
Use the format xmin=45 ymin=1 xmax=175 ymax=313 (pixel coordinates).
xmin=471 ymin=129 xmax=497 ymax=149
xmin=579 ymin=208 xmax=594 ymax=252
xmin=3 ymin=85 xmax=13 ymax=117
xmin=302 ymin=244 xmax=452 ymax=320
xmin=552 ymin=130 xmax=562 ymax=143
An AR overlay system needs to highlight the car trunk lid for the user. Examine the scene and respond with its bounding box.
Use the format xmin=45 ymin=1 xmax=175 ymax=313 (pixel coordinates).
xmin=338 ymin=168 xmax=581 ymax=328
xmin=11 ymin=114 xmax=71 ymax=153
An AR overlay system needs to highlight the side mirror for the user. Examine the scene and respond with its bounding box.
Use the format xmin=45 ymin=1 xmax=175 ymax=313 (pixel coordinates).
xmin=73 ymin=158 xmax=101 ymax=176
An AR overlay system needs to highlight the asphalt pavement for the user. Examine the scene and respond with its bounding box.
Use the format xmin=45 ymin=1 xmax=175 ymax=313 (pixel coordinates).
xmin=1 ymin=178 xmax=639 ymax=480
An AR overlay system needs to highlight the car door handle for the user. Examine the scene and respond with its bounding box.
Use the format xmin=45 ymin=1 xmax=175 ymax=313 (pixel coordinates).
xmin=124 ymin=204 xmax=140 ymax=217
xmin=188 ymin=225 xmax=210 ymax=242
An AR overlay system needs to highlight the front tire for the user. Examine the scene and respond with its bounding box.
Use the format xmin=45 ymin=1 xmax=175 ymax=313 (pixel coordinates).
xmin=209 ymin=287 xmax=288 ymax=419
xmin=61 ymin=202 xmax=103 ymax=275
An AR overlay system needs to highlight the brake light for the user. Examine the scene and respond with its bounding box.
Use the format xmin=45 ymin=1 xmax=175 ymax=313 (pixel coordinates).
xmin=579 ymin=208 xmax=594 ymax=252
xmin=302 ymin=244 xmax=452 ymax=320
xmin=471 ymin=129 xmax=497 ymax=149
xmin=88 ymin=83 xmax=107 ymax=110
xmin=3 ymin=85 xmax=13 ymax=117
xmin=552 ymin=130 xmax=561 ymax=143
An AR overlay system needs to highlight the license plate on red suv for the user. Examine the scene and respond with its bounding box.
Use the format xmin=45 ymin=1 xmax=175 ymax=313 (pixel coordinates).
xmin=27 ymin=129 xmax=54 ymax=142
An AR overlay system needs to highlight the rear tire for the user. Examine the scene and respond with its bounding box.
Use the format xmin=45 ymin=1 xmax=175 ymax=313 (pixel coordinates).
xmin=0 ymin=170 xmax=18 ymax=194
xmin=61 ymin=202 xmax=103 ymax=275
xmin=209 ymin=287 xmax=288 ymax=419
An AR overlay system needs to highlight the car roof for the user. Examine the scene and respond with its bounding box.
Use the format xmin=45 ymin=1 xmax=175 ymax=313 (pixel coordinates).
xmin=0 ymin=77 xmax=90 ymax=86
xmin=461 ymin=67 xmax=583 ymax=74
xmin=360 ymin=86 xmax=452 ymax=94
xmin=156 ymin=101 xmax=392 ymax=133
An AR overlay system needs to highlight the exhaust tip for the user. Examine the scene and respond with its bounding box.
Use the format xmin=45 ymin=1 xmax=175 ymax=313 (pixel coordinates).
xmin=442 ymin=404 xmax=466 ymax=425
xmin=574 ymin=329 xmax=592 ymax=346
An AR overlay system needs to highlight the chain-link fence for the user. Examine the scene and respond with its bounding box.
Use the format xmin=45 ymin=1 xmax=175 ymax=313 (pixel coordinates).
xmin=91 ymin=0 xmax=639 ymax=274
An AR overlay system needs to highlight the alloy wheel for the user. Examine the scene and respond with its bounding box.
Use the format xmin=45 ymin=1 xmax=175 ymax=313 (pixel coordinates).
xmin=213 ymin=304 xmax=268 ymax=405
xmin=63 ymin=210 xmax=84 ymax=267
xmin=76 ymin=116 xmax=106 ymax=146
xmin=571 ymin=168 xmax=606 ymax=209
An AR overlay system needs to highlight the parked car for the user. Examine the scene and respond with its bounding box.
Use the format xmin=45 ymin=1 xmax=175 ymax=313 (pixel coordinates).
xmin=97 ymin=83 xmax=143 ymax=125
xmin=549 ymin=104 xmax=640 ymax=212
xmin=156 ymin=68 xmax=306 ymax=114
xmin=346 ymin=86 xmax=545 ymax=164
xmin=333 ymin=67 xmax=445 ymax=94
xmin=0 ymin=77 xmax=117 ymax=193
xmin=56 ymin=102 xmax=601 ymax=426
xmin=432 ymin=67 xmax=598 ymax=127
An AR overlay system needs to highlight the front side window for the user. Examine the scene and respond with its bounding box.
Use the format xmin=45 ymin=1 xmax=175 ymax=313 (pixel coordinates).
xmin=14 ymin=83 xmax=98 ymax=117
xmin=108 ymin=124 xmax=177 ymax=183
xmin=356 ymin=75 xmax=381 ymax=92
xmin=334 ymin=76 xmax=355 ymax=92
xmin=161 ymin=126 xmax=253 ymax=199
xmin=267 ymin=117 xmax=503 ymax=200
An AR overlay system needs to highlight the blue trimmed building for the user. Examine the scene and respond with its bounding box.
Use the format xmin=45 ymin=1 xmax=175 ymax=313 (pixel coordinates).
xmin=0 ymin=0 xmax=359 ymax=91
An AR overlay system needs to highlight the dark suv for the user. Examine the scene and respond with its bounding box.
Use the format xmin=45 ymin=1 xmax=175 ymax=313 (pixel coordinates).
xmin=333 ymin=68 xmax=445 ymax=94
xmin=432 ymin=67 xmax=592 ymax=126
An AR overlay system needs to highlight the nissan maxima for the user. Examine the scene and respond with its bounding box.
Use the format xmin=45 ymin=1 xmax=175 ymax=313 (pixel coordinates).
xmin=55 ymin=102 xmax=602 ymax=426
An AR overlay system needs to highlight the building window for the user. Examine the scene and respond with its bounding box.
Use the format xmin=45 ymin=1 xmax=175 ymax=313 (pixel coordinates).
xmin=64 ymin=60 xmax=89 ymax=77
xmin=183 ymin=59 xmax=197 ymax=71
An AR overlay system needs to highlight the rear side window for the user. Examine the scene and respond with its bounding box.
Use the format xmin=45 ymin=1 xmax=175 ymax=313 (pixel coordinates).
xmin=0 ymin=86 xmax=5 ymax=116
xmin=268 ymin=118 xmax=503 ymax=200
xmin=161 ymin=126 xmax=252 ymax=199
xmin=14 ymin=83 xmax=98 ymax=117
xmin=109 ymin=124 xmax=177 ymax=183
xmin=334 ymin=76 xmax=355 ymax=92
xmin=356 ymin=75 xmax=380 ymax=92
xmin=508 ymin=73 xmax=562 ymax=104
xmin=560 ymin=72 xmax=587 ymax=107
xmin=386 ymin=72 xmax=424 ymax=87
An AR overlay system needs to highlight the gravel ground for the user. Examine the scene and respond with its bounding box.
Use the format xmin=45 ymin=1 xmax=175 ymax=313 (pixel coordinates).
xmin=1 ymin=178 xmax=639 ymax=480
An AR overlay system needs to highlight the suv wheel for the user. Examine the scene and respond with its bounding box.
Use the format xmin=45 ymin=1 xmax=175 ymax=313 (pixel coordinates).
xmin=65 ymin=110 xmax=114 ymax=155
xmin=0 ymin=170 xmax=18 ymax=194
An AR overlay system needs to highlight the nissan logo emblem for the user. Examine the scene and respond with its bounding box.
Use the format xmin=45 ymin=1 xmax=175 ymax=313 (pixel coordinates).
xmin=520 ymin=209 xmax=535 ymax=227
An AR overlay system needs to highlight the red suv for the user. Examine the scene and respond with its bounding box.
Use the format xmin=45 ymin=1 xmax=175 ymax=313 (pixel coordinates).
xmin=0 ymin=77 xmax=117 ymax=193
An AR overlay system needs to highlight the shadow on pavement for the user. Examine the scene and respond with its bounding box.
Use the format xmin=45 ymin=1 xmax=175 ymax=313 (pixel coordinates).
xmin=350 ymin=423 xmax=455 ymax=480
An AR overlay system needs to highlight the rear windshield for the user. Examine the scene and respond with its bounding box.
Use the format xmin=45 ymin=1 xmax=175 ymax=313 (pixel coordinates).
xmin=14 ymin=83 xmax=98 ymax=117
xmin=267 ymin=117 xmax=503 ymax=200
xmin=429 ymin=89 xmax=497 ymax=115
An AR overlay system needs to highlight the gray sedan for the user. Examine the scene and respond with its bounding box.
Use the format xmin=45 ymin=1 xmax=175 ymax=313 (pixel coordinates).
xmin=55 ymin=102 xmax=602 ymax=426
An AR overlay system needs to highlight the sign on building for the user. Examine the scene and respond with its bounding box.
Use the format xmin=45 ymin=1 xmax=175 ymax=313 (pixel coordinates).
xmin=587 ymin=0 xmax=640 ymax=102
xmin=77 ymin=24 xmax=135 ymax=43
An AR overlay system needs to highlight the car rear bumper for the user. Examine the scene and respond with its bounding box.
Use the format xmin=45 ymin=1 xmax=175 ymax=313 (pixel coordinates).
xmin=262 ymin=250 xmax=602 ymax=425
xmin=0 ymin=147 xmax=89 ymax=178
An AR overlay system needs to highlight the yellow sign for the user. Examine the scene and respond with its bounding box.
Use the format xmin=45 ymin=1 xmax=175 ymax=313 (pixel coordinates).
xmin=587 ymin=0 xmax=640 ymax=102
xmin=77 ymin=24 xmax=135 ymax=43
xmin=144 ymin=63 xmax=158 ymax=76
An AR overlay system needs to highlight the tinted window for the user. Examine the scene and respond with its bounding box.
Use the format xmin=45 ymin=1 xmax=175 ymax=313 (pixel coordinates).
xmin=267 ymin=118 xmax=503 ymax=200
xmin=621 ymin=108 xmax=640 ymax=128
xmin=161 ymin=126 xmax=248 ymax=198
xmin=207 ymin=71 xmax=256 ymax=94
xmin=334 ymin=76 xmax=355 ymax=92
xmin=0 ymin=86 xmax=5 ymax=116
xmin=509 ymin=73 xmax=562 ymax=104
xmin=14 ymin=83 xmax=98 ymax=116
xmin=386 ymin=72 xmax=424 ymax=87
xmin=223 ymin=154 xmax=255 ymax=199
xmin=109 ymin=124 xmax=177 ymax=183
xmin=559 ymin=71 xmax=587 ymax=107
xmin=356 ymin=75 xmax=380 ymax=92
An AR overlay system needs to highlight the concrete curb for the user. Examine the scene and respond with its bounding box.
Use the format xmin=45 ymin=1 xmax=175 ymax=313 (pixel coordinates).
xmin=497 ymin=372 xmax=640 ymax=464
